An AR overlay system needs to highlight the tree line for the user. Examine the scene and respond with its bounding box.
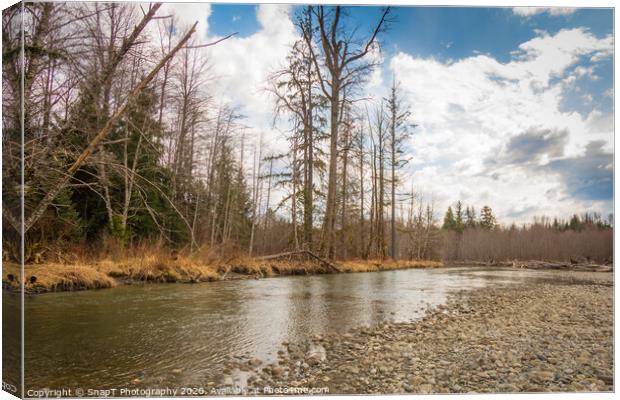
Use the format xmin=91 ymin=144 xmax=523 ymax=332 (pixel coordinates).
xmin=2 ymin=3 xmax=611 ymax=264
xmin=442 ymin=202 xmax=497 ymax=232
xmin=2 ymin=3 xmax=412 ymax=262
xmin=440 ymin=202 xmax=612 ymax=262
xmin=3 ymin=2 xmax=250 ymax=261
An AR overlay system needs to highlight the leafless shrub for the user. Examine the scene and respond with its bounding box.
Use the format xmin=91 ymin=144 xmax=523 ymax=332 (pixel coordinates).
xmin=442 ymin=226 xmax=612 ymax=263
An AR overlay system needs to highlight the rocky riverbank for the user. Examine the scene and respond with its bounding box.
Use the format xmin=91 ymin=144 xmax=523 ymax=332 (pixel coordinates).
xmin=220 ymin=270 xmax=613 ymax=394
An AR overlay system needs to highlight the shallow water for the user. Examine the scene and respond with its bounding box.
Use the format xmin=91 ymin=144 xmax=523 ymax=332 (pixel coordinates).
xmin=18 ymin=266 xmax=551 ymax=391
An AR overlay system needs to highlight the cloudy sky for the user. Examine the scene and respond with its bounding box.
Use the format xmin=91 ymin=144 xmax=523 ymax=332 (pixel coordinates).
xmin=163 ymin=3 xmax=613 ymax=224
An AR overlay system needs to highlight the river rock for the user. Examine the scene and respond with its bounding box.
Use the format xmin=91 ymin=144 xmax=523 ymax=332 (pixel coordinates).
xmin=306 ymin=343 xmax=327 ymax=365
xmin=531 ymin=370 xmax=555 ymax=383
xmin=419 ymin=384 xmax=433 ymax=393
xmin=248 ymin=357 xmax=261 ymax=368
xmin=232 ymin=271 xmax=612 ymax=395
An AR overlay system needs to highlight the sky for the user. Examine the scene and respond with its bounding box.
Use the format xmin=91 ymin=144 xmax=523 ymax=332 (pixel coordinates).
xmin=162 ymin=3 xmax=614 ymax=225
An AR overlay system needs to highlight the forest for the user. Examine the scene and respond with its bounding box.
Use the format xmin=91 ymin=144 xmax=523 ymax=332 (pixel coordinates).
xmin=2 ymin=2 xmax=613 ymax=267
xmin=1 ymin=4 xmax=613 ymax=397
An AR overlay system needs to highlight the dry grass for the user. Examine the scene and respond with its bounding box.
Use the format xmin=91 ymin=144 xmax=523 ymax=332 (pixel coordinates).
xmin=94 ymin=256 xmax=220 ymax=283
xmin=223 ymin=257 xmax=443 ymax=276
xmin=2 ymin=251 xmax=443 ymax=293
xmin=4 ymin=262 xmax=116 ymax=293
xmin=339 ymin=259 xmax=443 ymax=273
xmin=223 ymin=257 xmax=332 ymax=277
xmin=3 ymin=252 xmax=221 ymax=293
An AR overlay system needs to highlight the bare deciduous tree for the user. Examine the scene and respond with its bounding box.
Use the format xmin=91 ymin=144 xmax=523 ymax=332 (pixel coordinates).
xmin=305 ymin=5 xmax=390 ymax=259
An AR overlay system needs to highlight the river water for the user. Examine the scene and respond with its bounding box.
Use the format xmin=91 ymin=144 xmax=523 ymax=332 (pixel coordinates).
xmin=15 ymin=266 xmax=544 ymax=391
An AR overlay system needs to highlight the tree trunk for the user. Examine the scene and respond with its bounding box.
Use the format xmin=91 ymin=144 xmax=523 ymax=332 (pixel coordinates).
xmin=390 ymin=109 xmax=397 ymax=260
xmin=292 ymin=136 xmax=299 ymax=250
xmin=358 ymin=129 xmax=365 ymax=259
xmin=340 ymin=120 xmax=349 ymax=260
xmin=378 ymin=123 xmax=386 ymax=259
xmin=304 ymin=70 xmax=314 ymax=250
xmin=322 ymin=85 xmax=339 ymax=259
xmin=249 ymin=137 xmax=263 ymax=256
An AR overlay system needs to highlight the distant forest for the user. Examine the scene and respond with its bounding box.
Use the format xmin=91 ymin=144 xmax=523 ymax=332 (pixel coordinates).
xmin=2 ymin=3 xmax=612 ymax=263
xmin=441 ymin=206 xmax=612 ymax=263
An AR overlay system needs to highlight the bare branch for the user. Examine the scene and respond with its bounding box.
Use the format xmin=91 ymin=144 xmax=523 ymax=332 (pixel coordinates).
xmin=23 ymin=17 xmax=198 ymax=234
xmin=183 ymin=32 xmax=237 ymax=49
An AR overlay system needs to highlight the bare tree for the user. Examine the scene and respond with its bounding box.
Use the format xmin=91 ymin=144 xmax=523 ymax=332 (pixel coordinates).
xmin=304 ymin=5 xmax=390 ymax=259
xmin=386 ymin=76 xmax=413 ymax=259
xmin=366 ymin=102 xmax=388 ymax=258
xmin=248 ymin=133 xmax=264 ymax=256
xmin=269 ymin=6 xmax=325 ymax=251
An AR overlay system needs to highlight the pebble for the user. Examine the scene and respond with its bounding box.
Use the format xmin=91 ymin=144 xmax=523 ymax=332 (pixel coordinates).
xmin=216 ymin=271 xmax=612 ymax=394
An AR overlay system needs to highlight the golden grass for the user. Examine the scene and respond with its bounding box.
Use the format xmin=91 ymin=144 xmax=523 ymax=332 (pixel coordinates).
xmin=3 ymin=253 xmax=220 ymax=293
xmin=94 ymin=256 xmax=220 ymax=283
xmin=223 ymin=257 xmax=443 ymax=276
xmin=2 ymin=253 xmax=442 ymax=293
xmin=4 ymin=262 xmax=116 ymax=293
xmin=339 ymin=259 xmax=443 ymax=273
xmin=224 ymin=257 xmax=331 ymax=277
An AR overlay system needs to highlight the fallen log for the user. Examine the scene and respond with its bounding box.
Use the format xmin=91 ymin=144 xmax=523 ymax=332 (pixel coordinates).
xmin=256 ymin=250 xmax=341 ymax=273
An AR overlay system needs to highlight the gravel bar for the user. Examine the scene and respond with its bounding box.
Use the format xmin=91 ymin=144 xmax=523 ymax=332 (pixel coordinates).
xmin=221 ymin=270 xmax=613 ymax=394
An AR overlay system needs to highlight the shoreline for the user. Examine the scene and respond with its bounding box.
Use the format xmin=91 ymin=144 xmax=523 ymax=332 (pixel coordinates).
xmin=220 ymin=270 xmax=613 ymax=394
xmin=452 ymin=259 xmax=613 ymax=272
xmin=2 ymin=256 xmax=611 ymax=295
xmin=2 ymin=257 xmax=444 ymax=294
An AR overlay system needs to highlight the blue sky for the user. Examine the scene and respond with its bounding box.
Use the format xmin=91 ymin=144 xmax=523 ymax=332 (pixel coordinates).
xmin=209 ymin=4 xmax=613 ymax=119
xmin=207 ymin=5 xmax=613 ymax=115
xmin=208 ymin=5 xmax=612 ymax=58
xmin=183 ymin=4 xmax=614 ymax=223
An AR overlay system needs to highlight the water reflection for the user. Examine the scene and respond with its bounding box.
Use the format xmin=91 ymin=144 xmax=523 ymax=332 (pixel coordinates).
xmin=22 ymin=266 xmax=546 ymax=390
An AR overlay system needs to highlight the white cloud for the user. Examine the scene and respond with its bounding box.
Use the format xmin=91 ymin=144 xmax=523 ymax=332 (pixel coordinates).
xmin=506 ymin=28 xmax=613 ymax=88
xmin=196 ymin=6 xmax=612 ymax=224
xmin=203 ymin=3 xmax=299 ymax=185
xmin=390 ymin=27 xmax=612 ymax=223
xmin=204 ymin=5 xmax=297 ymax=150
xmin=161 ymin=3 xmax=212 ymax=39
xmin=513 ymin=7 xmax=577 ymax=17
xmin=365 ymin=42 xmax=385 ymax=90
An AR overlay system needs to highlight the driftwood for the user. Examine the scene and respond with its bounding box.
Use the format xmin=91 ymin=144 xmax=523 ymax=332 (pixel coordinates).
xmin=452 ymin=259 xmax=612 ymax=272
xmin=256 ymin=250 xmax=341 ymax=273
xmin=507 ymin=260 xmax=612 ymax=273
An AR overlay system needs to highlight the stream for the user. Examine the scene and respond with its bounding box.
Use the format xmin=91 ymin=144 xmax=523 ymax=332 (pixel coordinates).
xmin=10 ymin=266 xmax=548 ymax=391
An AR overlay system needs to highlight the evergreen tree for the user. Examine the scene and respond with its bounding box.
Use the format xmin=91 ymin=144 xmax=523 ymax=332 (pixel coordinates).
xmin=442 ymin=206 xmax=456 ymax=230
xmin=479 ymin=206 xmax=497 ymax=230
xmin=569 ymin=214 xmax=582 ymax=231
xmin=465 ymin=206 xmax=477 ymax=228
xmin=454 ymin=201 xmax=464 ymax=233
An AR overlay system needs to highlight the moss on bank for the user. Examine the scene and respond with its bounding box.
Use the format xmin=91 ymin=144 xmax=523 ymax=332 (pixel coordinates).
xmin=2 ymin=256 xmax=443 ymax=294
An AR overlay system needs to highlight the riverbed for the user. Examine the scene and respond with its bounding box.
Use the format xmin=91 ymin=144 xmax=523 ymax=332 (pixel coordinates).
xmin=13 ymin=266 xmax=612 ymax=393
xmin=242 ymin=270 xmax=612 ymax=394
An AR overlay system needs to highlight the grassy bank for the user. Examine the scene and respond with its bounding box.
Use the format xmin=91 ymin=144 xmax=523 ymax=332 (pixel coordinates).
xmin=2 ymin=255 xmax=443 ymax=294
